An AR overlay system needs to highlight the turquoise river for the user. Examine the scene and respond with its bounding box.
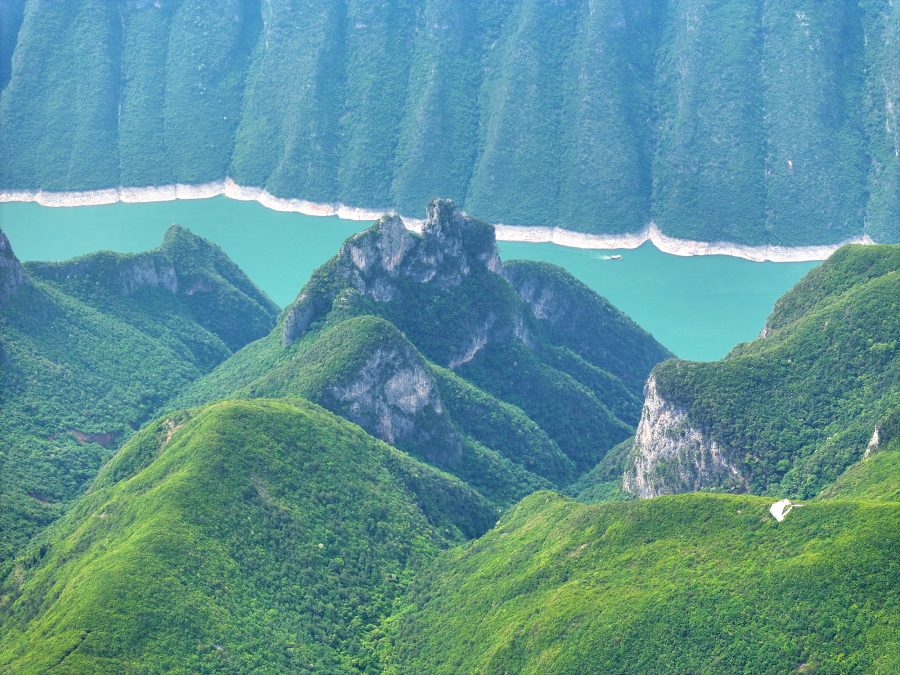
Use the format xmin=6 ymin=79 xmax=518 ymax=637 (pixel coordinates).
xmin=0 ymin=197 xmax=817 ymax=361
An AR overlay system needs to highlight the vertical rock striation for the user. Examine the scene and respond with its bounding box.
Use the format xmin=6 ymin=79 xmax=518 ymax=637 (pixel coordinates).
xmin=623 ymin=375 xmax=747 ymax=498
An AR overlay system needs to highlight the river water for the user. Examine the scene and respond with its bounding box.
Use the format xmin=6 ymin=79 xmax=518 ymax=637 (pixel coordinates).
xmin=0 ymin=196 xmax=816 ymax=361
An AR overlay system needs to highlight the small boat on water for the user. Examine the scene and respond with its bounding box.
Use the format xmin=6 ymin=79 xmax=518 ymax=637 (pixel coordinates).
xmin=609 ymin=254 xmax=623 ymax=260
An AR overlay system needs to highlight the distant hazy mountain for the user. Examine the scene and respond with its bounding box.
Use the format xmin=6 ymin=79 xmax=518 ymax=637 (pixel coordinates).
xmin=1 ymin=0 xmax=897 ymax=246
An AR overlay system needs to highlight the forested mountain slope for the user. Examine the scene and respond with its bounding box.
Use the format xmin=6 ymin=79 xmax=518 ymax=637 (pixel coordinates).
xmin=0 ymin=226 xmax=277 ymax=564
xmin=623 ymin=244 xmax=900 ymax=499
xmin=0 ymin=399 xmax=496 ymax=672
xmin=176 ymin=200 xmax=671 ymax=507
xmin=1 ymin=0 xmax=897 ymax=246
xmin=385 ymin=487 xmax=899 ymax=673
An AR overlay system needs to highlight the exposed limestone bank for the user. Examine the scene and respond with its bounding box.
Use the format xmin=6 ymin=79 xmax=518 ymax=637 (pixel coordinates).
xmin=623 ymin=374 xmax=747 ymax=498
xmin=0 ymin=182 xmax=878 ymax=263
xmin=495 ymin=222 xmax=877 ymax=263
xmin=0 ymin=179 xmax=401 ymax=225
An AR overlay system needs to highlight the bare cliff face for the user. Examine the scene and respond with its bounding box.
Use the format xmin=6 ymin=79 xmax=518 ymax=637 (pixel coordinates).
xmin=623 ymin=375 xmax=748 ymax=498
xmin=0 ymin=230 xmax=30 ymax=301
xmin=283 ymin=199 xmax=504 ymax=346
xmin=321 ymin=341 xmax=461 ymax=466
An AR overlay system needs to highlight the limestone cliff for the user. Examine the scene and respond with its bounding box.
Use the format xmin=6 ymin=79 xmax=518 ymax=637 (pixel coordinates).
xmin=623 ymin=375 xmax=747 ymax=498
xmin=283 ymin=199 xmax=502 ymax=345
xmin=316 ymin=335 xmax=462 ymax=467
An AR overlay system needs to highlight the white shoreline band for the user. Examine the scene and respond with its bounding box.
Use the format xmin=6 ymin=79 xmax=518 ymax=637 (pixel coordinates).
xmin=0 ymin=179 xmax=875 ymax=263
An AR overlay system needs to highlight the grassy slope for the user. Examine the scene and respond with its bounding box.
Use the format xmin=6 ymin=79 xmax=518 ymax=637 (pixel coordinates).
xmin=2 ymin=0 xmax=898 ymax=243
xmin=646 ymin=244 xmax=899 ymax=497
xmin=385 ymin=489 xmax=899 ymax=673
xmin=0 ymin=399 xmax=495 ymax=673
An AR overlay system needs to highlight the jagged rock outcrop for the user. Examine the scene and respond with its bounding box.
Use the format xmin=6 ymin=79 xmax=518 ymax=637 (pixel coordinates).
xmin=283 ymin=199 xmax=502 ymax=345
xmin=623 ymin=375 xmax=747 ymax=498
xmin=0 ymin=229 xmax=30 ymax=301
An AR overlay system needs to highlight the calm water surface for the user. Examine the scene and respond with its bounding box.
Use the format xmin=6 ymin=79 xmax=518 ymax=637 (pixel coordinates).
xmin=0 ymin=197 xmax=817 ymax=361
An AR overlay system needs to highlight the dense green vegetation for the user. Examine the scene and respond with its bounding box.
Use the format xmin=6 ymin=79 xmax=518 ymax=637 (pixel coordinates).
xmin=175 ymin=201 xmax=669 ymax=506
xmin=384 ymin=490 xmax=900 ymax=673
xmin=2 ymin=0 xmax=898 ymax=245
xmin=633 ymin=244 xmax=899 ymax=498
xmin=819 ymin=408 xmax=900 ymax=502
xmin=1 ymin=211 xmax=898 ymax=672
xmin=0 ymin=399 xmax=496 ymax=672
xmin=0 ymin=226 xmax=276 ymax=565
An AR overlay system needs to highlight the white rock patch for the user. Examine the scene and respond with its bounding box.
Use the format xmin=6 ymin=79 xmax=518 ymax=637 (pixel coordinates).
xmin=769 ymin=499 xmax=801 ymax=522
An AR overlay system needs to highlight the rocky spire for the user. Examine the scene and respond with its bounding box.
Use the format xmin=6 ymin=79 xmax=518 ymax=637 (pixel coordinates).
xmin=283 ymin=199 xmax=501 ymax=344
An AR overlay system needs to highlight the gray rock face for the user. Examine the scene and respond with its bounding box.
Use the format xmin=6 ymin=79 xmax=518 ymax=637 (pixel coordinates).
xmin=0 ymin=230 xmax=29 ymax=301
xmin=323 ymin=343 xmax=461 ymax=464
xmin=343 ymin=200 xmax=500 ymax=296
xmin=623 ymin=375 xmax=747 ymax=498
xmin=507 ymin=274 xmax=562 ymax=323
xmin=117 ymin=255 xmax=179 ymax=296
xmin=283 ymin=199 xmax=501 ymax=344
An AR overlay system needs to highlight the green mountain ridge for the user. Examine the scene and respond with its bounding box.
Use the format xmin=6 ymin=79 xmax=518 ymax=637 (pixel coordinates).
xmin=175 ymin=199 xmax=671 ymax=506
xmin=0 ymin=398 xmax=495 ymax=672
xmin=624 ymin=244 xmax=900 ymax=499
xmin=0 ymin=226 xmax=277 ymax=564
xmin=1 ymin=0 xmax=898 ymax=246
xmin=384 ymin=486 xmax=899 ymax=673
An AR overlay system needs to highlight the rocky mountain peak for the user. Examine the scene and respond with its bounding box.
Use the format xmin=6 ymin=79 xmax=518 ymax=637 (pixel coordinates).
xmin=341 ymin=198 xmax=500 ymax=290
xmin=283 ymin=199 xmax=501 ymax=344
xmin=0 ymin=229 xmax=30 ymax=301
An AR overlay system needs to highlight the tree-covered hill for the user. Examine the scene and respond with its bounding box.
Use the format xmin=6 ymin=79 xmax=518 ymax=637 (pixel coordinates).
xmin=383 ymin=488 xmax=899 ymax=673
xmin=0 ymin=211 xmax=897 ymax=672
xmin=623 ymin=244 xmax=900 ymax=499
xmin=0 ymin=399 xmax=496 ymax=672
xmin=175 ymin=200 xmax=671 ymax=506
xmin=0 ymin=226 xmax=277 ymax=564
xmin=1 ymin=0 xmax=897 ymax=246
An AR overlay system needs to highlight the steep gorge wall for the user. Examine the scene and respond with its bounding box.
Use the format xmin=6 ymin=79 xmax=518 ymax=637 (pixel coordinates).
xmin=1 ymin=0 xmax=898 ymax=246
xmin=623 ymin=374 xmax=747 ymax=497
